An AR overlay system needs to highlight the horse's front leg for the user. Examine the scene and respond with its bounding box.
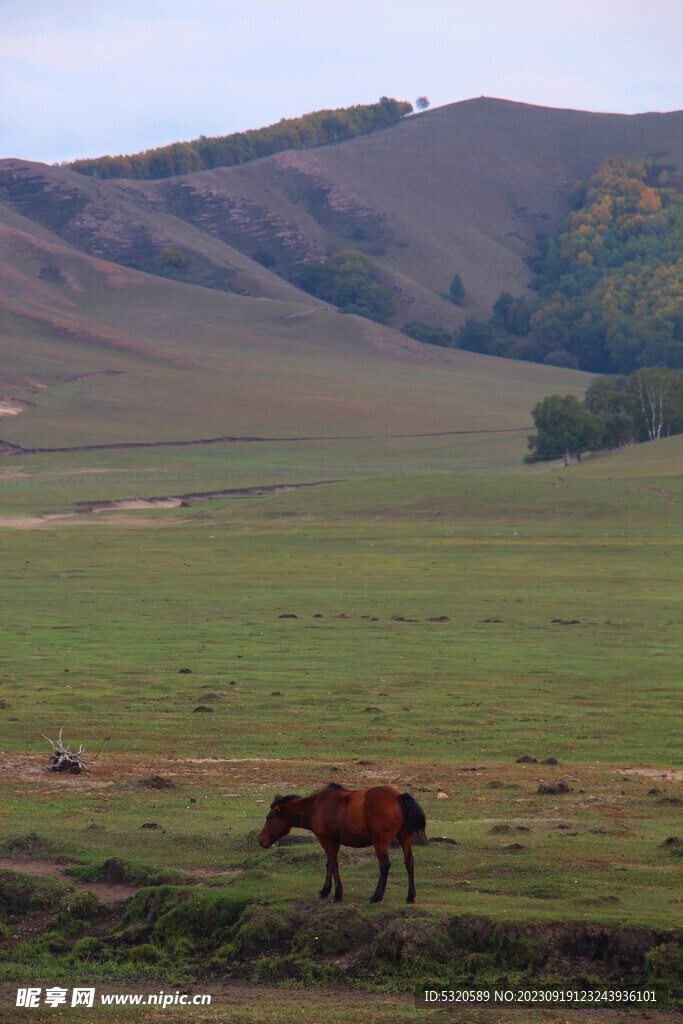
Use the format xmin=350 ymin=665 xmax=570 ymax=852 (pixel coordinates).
xmin=319 ymin=840 xmax=342 ymax=902
xmin=369 ymin=840 xmax=390 ymax=903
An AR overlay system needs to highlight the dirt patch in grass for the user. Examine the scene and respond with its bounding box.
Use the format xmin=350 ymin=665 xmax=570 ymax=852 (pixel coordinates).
xmin=0 ymin=858 xmax=137 ymax=903
xmin=0 ymin=755 xmax=115 ymax=787
xmin=0 ymin=513 xmax=80 ymax=528
xmin=619 ymin=766 xmax=683 ymax=782
xmin=0 ymin=399 xmax=31 ymax=417
xmin=0 ymin=481 xmax=343 ymax=528
xmin=78 ymin=498 xmax=183 ymax=513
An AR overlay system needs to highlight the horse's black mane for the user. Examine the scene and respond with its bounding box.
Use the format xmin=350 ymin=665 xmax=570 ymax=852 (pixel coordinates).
xmin=326 ymin=782 xmax=345 ymax=790
xmin=271 ymin=793 xmax=300 ymax=808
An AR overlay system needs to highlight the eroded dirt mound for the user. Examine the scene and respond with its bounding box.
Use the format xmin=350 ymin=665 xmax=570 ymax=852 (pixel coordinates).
xmin=2 ymin=871 xmax=679 ymax=1003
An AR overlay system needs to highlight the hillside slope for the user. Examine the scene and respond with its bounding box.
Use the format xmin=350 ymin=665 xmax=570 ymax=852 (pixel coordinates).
xmin=0 ymin=159 xmax=324 ymax=303
xmin=115 ymin=98 xmax=683 ymax=323
xmin=2 ymin=98 xmax=681 ymax=334
xmin=0 ymin=210 xmax=593 ymax=448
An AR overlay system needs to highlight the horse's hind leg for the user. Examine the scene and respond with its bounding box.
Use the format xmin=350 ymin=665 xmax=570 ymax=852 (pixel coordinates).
xmin=369 ymin=840 xmax=390 ymax=903
xmin=398 ymin=833 xmax=416 ymax=903
xmin=331 ymin=848 xmax=343 ymax=902
xmin=319 ymin=855 xmax=333 ymax=899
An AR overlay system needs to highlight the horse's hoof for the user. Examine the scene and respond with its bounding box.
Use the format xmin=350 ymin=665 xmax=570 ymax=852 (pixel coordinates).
xmin=406 ymin=896 xmax=415 ymax=904
xmin=332 ymin=895 xmax=343 ymax=903
xmin=369 ymin=895 xmax=382 ymax=903
xmin=318 ymin=891 xmax=330 ymax=900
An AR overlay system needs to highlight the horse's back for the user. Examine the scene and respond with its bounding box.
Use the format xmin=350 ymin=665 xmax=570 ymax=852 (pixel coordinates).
xmin=361 ymin=789 xmax=404 ymax=845
xmin=311 ymin=785 xmax=403 ymax=847
xmin=362 ymin=785 xmax=402 ymax=807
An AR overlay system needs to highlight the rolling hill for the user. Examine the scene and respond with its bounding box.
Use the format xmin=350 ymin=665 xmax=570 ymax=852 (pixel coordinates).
xmin=0 ymin=200 xmax=593 ymax=450
xmin=2 ymin=97 xmax=680 ymax=451
xmin=2 ymin=97 xmax=682 ymax=332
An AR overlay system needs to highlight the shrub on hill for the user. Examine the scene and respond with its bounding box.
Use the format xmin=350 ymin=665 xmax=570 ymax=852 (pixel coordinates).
xmin=154 ymin=246 xmax=186 ymax=269
xmin=65 ymin=99 xmax=413 ymax=181
xmin=457 ymin=158 xmax=683 ymax=374
xmin=297 ymin=250 xmax=396 ymax=324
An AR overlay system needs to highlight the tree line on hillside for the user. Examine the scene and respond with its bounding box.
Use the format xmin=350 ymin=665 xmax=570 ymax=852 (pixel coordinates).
xmin=526 ymin=368 xmax=683 ymax=465
xmin=406 ymin=158 xmax=683 ymax=375
xmin=65 ymin=98 xmax=413 ymax=180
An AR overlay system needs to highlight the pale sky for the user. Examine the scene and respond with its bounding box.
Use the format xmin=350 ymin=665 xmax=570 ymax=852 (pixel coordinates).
xmin=2 ymin=0 xmax=682 ymax=165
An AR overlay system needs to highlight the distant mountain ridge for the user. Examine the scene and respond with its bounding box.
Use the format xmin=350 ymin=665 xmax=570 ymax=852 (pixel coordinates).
xmin=1 ymin=97 xmax=681 ymax=447
xmin=2 ymin=97 xmax=681 ymax=333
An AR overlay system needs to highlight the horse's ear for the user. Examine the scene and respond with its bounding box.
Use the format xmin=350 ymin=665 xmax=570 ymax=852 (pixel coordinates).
xmin=272 ymin=793 xmax=283 ymax=804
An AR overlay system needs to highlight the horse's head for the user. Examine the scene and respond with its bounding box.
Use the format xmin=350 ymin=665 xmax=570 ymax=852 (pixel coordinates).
xmin=258 ymin=793 xmax=299 ymax=848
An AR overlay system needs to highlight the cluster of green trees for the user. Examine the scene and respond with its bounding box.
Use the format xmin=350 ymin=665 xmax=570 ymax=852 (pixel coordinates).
xmin=403 ymin=320 xmax=452 ymax=346
xmin=297 ymin=250 xmax=396 ymax=323
xmin=526 ymin=367 xmax=683 ymax=464
xmin=65 ymin=98 xmax=413 ymax=181
xmin=457 ymin=159 xmax=683 ymax=373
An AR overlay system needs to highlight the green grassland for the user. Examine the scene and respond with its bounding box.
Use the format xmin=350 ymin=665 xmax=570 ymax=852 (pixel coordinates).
xmin=2 ymin=96 xmax=682 ymax=1024
xmin=1 ymin=394 xmax=681 ymax=1020
xmin=1 ymin=447 xmax=680 ymax=911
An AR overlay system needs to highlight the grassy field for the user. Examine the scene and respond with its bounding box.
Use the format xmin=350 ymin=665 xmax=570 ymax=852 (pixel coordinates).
xmin=0 ymin=435 xmax=681 ymax=1022
xmin=2 ymin=93 xmax=682 ymax=1024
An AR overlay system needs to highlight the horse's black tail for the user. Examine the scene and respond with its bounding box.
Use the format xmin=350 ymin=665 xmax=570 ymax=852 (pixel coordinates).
xmin=398 ymin=792 xmax=426 ymax=835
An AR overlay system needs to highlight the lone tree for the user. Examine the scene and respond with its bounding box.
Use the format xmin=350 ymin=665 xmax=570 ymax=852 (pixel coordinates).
xmin=525 ymin=394 xmax=604 ymax=466
xmin=416 ymin=96 xmax=431 ymax=110
xmin=448 ymin=273 xmax=465 ymax=305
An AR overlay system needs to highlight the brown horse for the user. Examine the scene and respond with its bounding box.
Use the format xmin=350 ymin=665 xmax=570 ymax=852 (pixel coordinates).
xmin=258 ymin=782 xmax=426 ymax=903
